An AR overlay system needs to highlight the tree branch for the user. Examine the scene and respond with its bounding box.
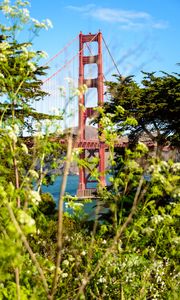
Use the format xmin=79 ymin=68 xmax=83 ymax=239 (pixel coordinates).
xmin=15 ymin=267 xmax=20 ymax=300
xmin=49 ymin=133 xmax=73 ymax=299
xmin=6 ymin=203 xmax=49 ymax=296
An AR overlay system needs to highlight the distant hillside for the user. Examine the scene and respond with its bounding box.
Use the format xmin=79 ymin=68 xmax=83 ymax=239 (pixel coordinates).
xmin=64 ymin=126 xmax=98 ymax=139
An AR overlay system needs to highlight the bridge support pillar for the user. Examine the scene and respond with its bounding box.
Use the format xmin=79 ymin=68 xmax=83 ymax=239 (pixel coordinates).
xmin=77 ymin=32 xmax=106 ymax=198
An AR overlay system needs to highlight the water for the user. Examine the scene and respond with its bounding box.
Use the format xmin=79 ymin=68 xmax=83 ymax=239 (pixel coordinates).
xmin=42 ymin=175 xmax=110 ymax=202
xmin=42 ymin=175 xmax=109 ymax=218
xmin=42 ymin=175 xmax=80 ymax=202
xmin=42 ymin=175 xmax=97 ymax=215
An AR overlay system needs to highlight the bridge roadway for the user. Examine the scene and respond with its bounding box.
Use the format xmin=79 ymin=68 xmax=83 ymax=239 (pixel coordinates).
xmin=58 ymin=138 xmax=129 ymax=149
xmin=25 ymin=135 xmax=171 ymax=151
xmin=51 ymin=136 xmax=165 ymax=150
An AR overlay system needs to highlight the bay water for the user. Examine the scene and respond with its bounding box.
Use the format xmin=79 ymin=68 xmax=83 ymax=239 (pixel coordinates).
xmin=42 ymin=175 xmax=109 ymax=218
xmin=42 ymin=175 xmax=80 ymax=202
xmin=42 ymin=175 xmax=97 ymax=217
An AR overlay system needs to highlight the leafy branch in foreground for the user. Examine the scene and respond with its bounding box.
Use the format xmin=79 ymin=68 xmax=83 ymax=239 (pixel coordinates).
xmin=0 ymin=0 xmax=56 ymax=134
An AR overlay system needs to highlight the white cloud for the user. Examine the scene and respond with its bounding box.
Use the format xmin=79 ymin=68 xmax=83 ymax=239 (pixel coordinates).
xmin=66 ymin=4 xmax=95 ymax=13
xmin=152 ymin=21 xmax=168 ymax=29
xmin=90 ymin=8 xmax=151 ymax=23
xmin=67 ymin=5 xmax=168 ymax=30
xmin=119 ymin=22 xmax=144 ymax=31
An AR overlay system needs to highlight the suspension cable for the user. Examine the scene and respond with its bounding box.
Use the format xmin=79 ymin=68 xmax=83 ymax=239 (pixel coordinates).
xmin=43 ymin=34 xmax=79 ymax=67
xmin=43 ymin=33 xmax=99 ymax=84
xmin=102 ymin=36 xmax=121 ymax=77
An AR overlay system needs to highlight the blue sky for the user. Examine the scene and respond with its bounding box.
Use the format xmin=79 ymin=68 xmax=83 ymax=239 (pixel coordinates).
xmin=28 ymin=0 xmax=180 ymax=80
xmin=1 ymin=0 xmax=179 ymax=126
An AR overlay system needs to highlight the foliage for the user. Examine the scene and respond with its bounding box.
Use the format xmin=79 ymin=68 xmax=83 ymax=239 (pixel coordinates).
xmin=98 ymin=142 xmax=180 ymax=225
xmin=0 ymin=2 xmax=61 ymax=298
xmin=104 ymin=72 xmax=180 ymax=147
xmin=0 ymin=0 xmax=59 ymax=134
xmin=26 ymin=199 xmax=180 ymax=300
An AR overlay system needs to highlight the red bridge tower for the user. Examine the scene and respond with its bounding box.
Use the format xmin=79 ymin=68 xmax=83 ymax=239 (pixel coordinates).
xmin=77 ymin=32 xmax=106 ymax=198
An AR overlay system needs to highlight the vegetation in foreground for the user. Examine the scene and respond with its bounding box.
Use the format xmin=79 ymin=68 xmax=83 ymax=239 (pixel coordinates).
xmin=0 ymin=1 xmax=179 ymax=299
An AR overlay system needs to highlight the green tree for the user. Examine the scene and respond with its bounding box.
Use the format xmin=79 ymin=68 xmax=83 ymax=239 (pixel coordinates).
xmin=94 ymin=71 xmax=180 ymax=225
xmin=104 ymin=71 xmax=180 ymax=148
xmin=0 ymin=0 xmax=58 ymax=134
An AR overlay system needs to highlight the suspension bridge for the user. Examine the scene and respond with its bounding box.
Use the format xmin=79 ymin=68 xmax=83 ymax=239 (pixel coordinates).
xmin=34 ymin=32 xmax=158 ymax=198
xmin=33 ymin=31 xmax=124 ymax=198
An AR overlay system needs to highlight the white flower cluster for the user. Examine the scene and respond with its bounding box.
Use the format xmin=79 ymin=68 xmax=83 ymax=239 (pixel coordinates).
xmin=28 ymin=190 xmax=41 ymax=205
xmin=6 ymin=124 xmax=19 ymax=143
xmin=152 ymin=171 xmax=166 ymax=184
xmin=172 ymin=188 xmax=180 ymax=199
xmin=142 ymin=227 xmax=155 ymax=236
xmin=21 ymin=143 xmax=28 ymax=154
xmin=21 ymin=7 xmax=30 ymax=19
xmin=2 ymin=4 xmax=12 ymax=14
xmin=71 ymin=148 xmax=81 ymax=160
xmin=18 ymin=210 xmax=35 ymax=227
xmin=2 ymin=2 xmax=30 ymax=22
xmin=81 ymin=250 xmax=86 ymax=256
xmin=34 ymin=131 xmax=43 ymax=139
xmin=44 ymin=119 xmax=51 ymax=127
xmin=171 ymin=162 xmax=180 ymax=172
xmin=148 ymin=161 xmax=168 ymax=174
xmin=68 ymin=255 xmax=75 ymax=262
xmin=19 ymin=48 xmax=28 ymax=60
xmin=1 ymin=1 xmax=53 ymax=35
xmin=31 ymin=18 xmax=53 ymax=30
xmin=98 ymin=277 xmax=106 ymax=283
xmin=7 ymin=129 xmax=16 ymax=142
xmin=38 ymin=51 xmax=48 ymax=59
xmin=27 ymin=61 xmax=36 ymax=72
xmin=150 ymin=259 xmax=167 ymax=296
xmin=0 ymin=53 xmax=7 ymax=62
xmin=29 ymin=169 xmax=39 ymax=179
xmin=45 ymin=18 xmax=53 ymax=29
xmin=0 ymin=41 xmax=10 ymax=51
xmin=62 ymin=260 xmax=69 ymax=268
xmin=151 ymin=214 xmax=164 ymax=225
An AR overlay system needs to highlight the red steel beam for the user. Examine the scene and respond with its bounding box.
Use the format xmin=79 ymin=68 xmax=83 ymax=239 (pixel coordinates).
xmin=77 ymin=32 xmax=106 ymax=197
